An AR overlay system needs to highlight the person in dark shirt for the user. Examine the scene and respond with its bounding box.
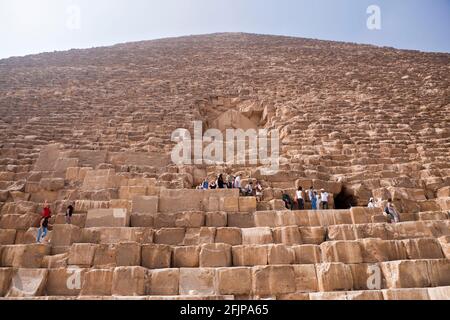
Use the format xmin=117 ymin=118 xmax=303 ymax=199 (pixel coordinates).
xmin=66 ymin=202 xmax=74 ymax=224
xmin=37 ymin=201 xmax=51 ymax=243
xmin=282 ymin=192 xmax=294 ymax=210
xmin=217 ymin=174 xmax=225 ymax=189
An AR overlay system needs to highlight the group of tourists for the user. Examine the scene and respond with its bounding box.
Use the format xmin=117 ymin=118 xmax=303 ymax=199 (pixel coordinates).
xmin=369 ymin=197 xmax=401 ymax=223
xmin=36 ymin=200 xmax=74 ymax=243
xmin=197 ymin=174 xmax=264 ymax=201
xmin=282 ymin=186 xmax=330 ymax=211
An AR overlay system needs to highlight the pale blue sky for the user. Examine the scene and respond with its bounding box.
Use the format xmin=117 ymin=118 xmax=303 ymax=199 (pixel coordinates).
xmin=0 ymin=0 xmax=449 ymax=59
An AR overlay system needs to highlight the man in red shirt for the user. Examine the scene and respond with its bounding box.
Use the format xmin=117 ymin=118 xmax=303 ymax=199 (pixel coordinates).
xmin=37 ymin=201 xmax=51 ymax=243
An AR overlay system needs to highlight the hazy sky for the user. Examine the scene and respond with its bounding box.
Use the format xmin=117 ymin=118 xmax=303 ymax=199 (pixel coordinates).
xmin=1 ymin=0 xmax=449 ymax=59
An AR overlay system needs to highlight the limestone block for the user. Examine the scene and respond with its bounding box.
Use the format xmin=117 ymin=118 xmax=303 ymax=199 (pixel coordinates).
xmin=316 ymin=263 xmax=353 ymax=292
xmin=252 ymin=265 xmax=296 ymax=296
xmin=239 ymin=197 xmax=257 ymax=213
xmin=147 ymin=269 xmax=179 ymax=295
xmin=179 ymin=268 xmax=216 ymax=296
xmin=232 ymin=245 xmax=268 ymax=266
xmin=80 ymin=269 xmax=113 ymax=296
xmin=227 ymin=212 xmax=255 ymax=228
xmin=292 ymin=245 xmax=322 ymax=264
xmin=217 ymin=267 xmax=252 ymax=295
xmin=320 ymin=240 xmax=364 ymax=264
xmin=299 ymin=227 xmax=326 ymax=245
xmin=68 ymin=243 xmax=98 ymax=267
xmin=183 ymin=227 xmax=216 ymax=245
xmin=175 ymin=211 xmax=205 ymax=228
xmin=39 ymin=178 xmax=65 ymax=191
xmin=131 ymin=196 xmax=158 ymax=214
xmin=7 ymin=269 xmax=48 ymax=297
xmin=51 ymin=224 xmax=82 ymax=247
xmin=154 ymin=228 xmax=185 ymax=245
xmin=141 ymin=244 xmax=172 ymax=269
xmin=293 ymin=265 xmax=318 ymax=292
xmin=438 ymin=236 xmax=450 ymax=259
xmin=0 ymin=214 xmax=40 ymax=230
xmin=112 ymin=266 xmax=146 ymax=296
xmin=428 ymin=286 xmax=450 ymax=300
xmin=402 ymin=238 xmax=444 ymax=259
xmin=382 ymin=288 xmax=430 ymax=300
xmin=41 ymin=253 xmax=68 ymax=268
xmin=380 ymin=260 xmax=431 ymax=289
xmin=1 ymin=244 xmax=50 ymax=268
xmin=267 ymin=244 xmax=295 ymax=265
xmin=360 ymin=239 xmax=408 ymax=263
xmin=85 ymin=208 xmax=130 ymax=228
xmin=215 ymin=227 xmax=242 ymax=245
xmin=350 ymin=207 xmax=382 ymax=224
xmin=254 ymin=211 xmax=277 ymax=227
xmin=199 ymin=243 xmax=232 ymax=267
xmin=0 ymin=268 xmax=13 ymax=296
xmin=130 ymin=213 xmax=155 ymax=227
xmin=241 ymin=227 xmax=273 ymax=244
xmin=46 ymin=267 xmax=86 ymax=296
xmin=93 ymin=242 xmax=141 ymax=268
xmin=205 ymin=211 xmax=227 ymax=227
xmin=173 ymin=246 xmax=200 ymax=267
xmin=220 ymin=197 xmax=239 ymax=212
xmin=272 ymin=226 xmax=302 ymax=245
xmin=427 ymin=259 xmax=450 ymax=287
xmin=0 ymin=229 xmax=16 ymax=245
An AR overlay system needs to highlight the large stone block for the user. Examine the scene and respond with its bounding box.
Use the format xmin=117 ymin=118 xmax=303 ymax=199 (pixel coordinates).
xmin=316 ymin=263 xmax=353 ymax=292
xmin=154 ymin=228 xmax=185 ymax=245
xmin=272 ymin=226 xmax=302 ymax=245
xmin=1 ymin=244 xmax=50 ymax=268
xmin=215 ymin=228 xmax=242 ymax=245
xmin=380 ymin=260 xmax=431 ymax=289
xmin=292 ymin=245 xmax=322 ymax=264
xmin=320 ymin=241 xmax=363 ymax=264
xmin=293 ymin=265 xmax=318 ymax=292
xmin=179 ymin=268 xmax=216 ymax=296
xmin=147 ymin=269 xmax=179 ymax=295
xmin=85 ymin=208 xmax=130 ymax=228
xmin=175 ymin=211 xmax=205 ymax=228
xmin=68 ymin=243 xmax=97 ymax=267
xmin=199 ymin=243 xmax=232 ymax=267
xmin=267 ymin=244 xmax=295 ymax=265
xmin=0 ymin=214 xmax=40 ymax=230
xmin=438 ymin=236 xmax=450 ymax=259
xmin=252 ymin=265 xmax=296 ymax=296
xmin=227 ymin=212 xmax=255 ymax=228
xmin=232 ymin=245 xmax=268 ymax=266
xmin=382 ymin=288 xmax=430 ymax=300
xmin=158 ymin=189 xmax=205 ymax=213
xmin=360 ymin=239 xmax=408 ymax=263
xmin=217 ymin=267 xmax=252 ymax=295
xmin=254 ymin=211 xmax=277 ymax=227
xmin=51 ymin=224 xmax=82 ymax=247
xmin=173 ymin=246 xmax=200 ymax=268
xmin=130 ymin=213 xmax=155 ymax=227
xmin=241 ymin=227 xmax=273 ymax=244
xmin=141 ymin=244 xmax=172 ymax=269
xmin=428 ymin=286 xmax=450 ymax=300
xmin=0 ymin=229 xmax=16 ymax=245
xmin=220 ymin=197 xmax=239 ymax=212
xmin=93 ymin=242 xmax=141 ymax=268
xmin=46 ymin=267 xmax=86 ymax=296
xmin=350 ymin=207 xmax=382 ymax=224
xmin=39 ymin=178 xmax=65 ymax=191
xmin=80 ymin=269 xmax=113 ymax=296
xmin=6 ymin=269 xmax=48 ymax=297
xmin=402 ymin=238 xmax=444 ymax=260
xmin=205 ymin=211 xmax=227 ymax=227
xmin=0 ymin=268 xmax=13 ymax=296
xmin=112 ymin=266 xmax=146 ymax=296
xmin=299 ymin=227 xmax=326 ymax=245
xmin=183 ymin=227 xmax=216 ymax=245
xmin=239 ymin=197 xmax=257 ymax=213
xmin=131 ymin=196 xmax=158 ymax=214
xmin=427 ymin=259 xmax=450 ymax=287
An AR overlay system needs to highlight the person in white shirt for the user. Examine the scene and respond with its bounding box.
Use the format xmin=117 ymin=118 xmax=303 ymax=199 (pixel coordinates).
xmin=255 ymin=181 xmax=263 ymax=202
xmin=295 ymin=186 xmax=305 ymax=210
xmin=320 ymin=189 xmax=329 ymax=209
xmin=368 ymin=198 xmax=376 ymax=208
xmin=234 ymin=175 xmax=241 ymax=190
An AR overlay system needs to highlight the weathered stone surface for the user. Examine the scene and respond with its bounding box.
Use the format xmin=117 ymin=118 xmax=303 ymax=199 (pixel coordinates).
xmin=320 ymin=241 xmax=364 ymax=264
xmin=93 ymin=242 xmax=141 ymax=268
xmin=0 ymin=229 xmax=16 ymax=245
xmin=1 ymin=244 xmax=50 ymax=268
xmin=85 ymin=208 xmax=130 ymax=228
xmin=173 ymin=246 xmax=200 ymax=268
xmin=380 ymin=260 xmax=431 ymax=289
xmin=51 ymin=224 xmax=82 ymax=247
xmin=252 ymin=265 xmax=296 ymax=296
xmin=316 ymin=263 xmax=353 ymax=292
xmin=232 ymin=245 xmax=268 ymax=266
xmin=0 ymin=268 xmax=13 ymax=296
xmin=292 ymin=245 xmax=322 ymax=264
xmin=217 ymin=267 xmax=252 ymax=295
xmin=141 ymin=244 xmax=172 ymax=269
xmin=215 ymin=227 xmax=242 ymax=245
xmin=179 ymin=268 xmax=216 ymax=296
xmin=272 ymin=226 xmax=302 ymax=245
xmin=7 ymin=269 xmax=48 ymax=297
xmin=112 ymin=266 xmax=146 ymax=296
xmin=46 ymin=267 xmax=86 ymax=296
xmin=80 ymin=269 xmax=113 ymax=296
xmin=154 ymin=228 xmax=185 ymax=245
xmin=267 ymin=244 xmax=295 ymax=265
xmin=205 ymin=211 xmax=227 ymax=227
xmin=147 ymin=269 xmax=179 ymax=295
xmin=382 ymin=288 xmax=430 ymax=300
xmin=199 ymin=243 xmax=232 ymax=267
xmin=131 ymin=196 xmax=158 ymax=214
xmin=68 ymin=243 xmax=97 ymax=267
xmin=241 ymin=227 xmax=273 ymax=244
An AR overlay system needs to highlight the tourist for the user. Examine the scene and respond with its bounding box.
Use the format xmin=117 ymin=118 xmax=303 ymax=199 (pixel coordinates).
xmin=321 ymin=189 xmax=329 ymax=209
xmin=282 ymin=192 xmax=294 ymax=210
xmin=217 ymin=174 xmax=225 ymax=189
xmin=234 ymin=174 xmax=242 ymax=190
xmin=66 ymin=202 xmax=74 ymax=224
xmin=308 ymin=186 xmax=314 ymax=204
xmin=368 ymin=197 xmax=375 ymax=208
xmin=36 ymin=201 xmax=51 ymax=243
xmin=243 ymin=181 xmax=253 ymax=196
xmin=295 ymin=186 xmax=305 ymax=210
xmin=384 ymin=198 xmax=400 ymax=223
xmin=210 ymin=180 xmax=217 ymax=189
xmin=255 ymin=181 xmax=263 ymax=202
xmin=202 ymin=178 xmax=209 ymax=190
xmin=311 ymin=191 xmax=318 ymax=210
xmin=227 ymin=174 xmax=234 ymax=189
